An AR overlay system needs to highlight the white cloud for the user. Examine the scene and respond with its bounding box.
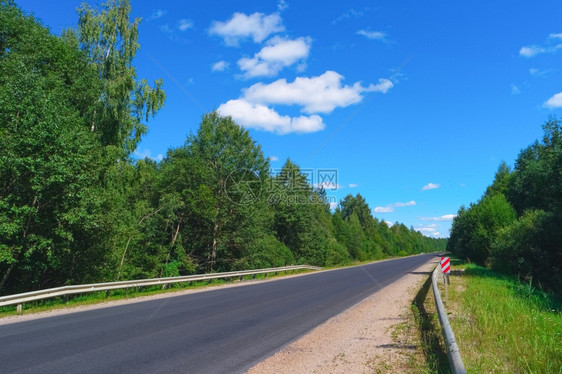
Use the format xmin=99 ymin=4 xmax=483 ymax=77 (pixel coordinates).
xmin=217 ymin=99 xmax=325 ymax=134
xmin=349 ymin=183 xmax=358 ymax=188
xmin=529 ymin=68 xmax=551 ymax=77
xmin=544 ymin=92 xmax=562 ymax=109
xmin=134 ymin=148 xmax=163 ymax=162
xmin=313 ymin=182 xmax=342 ymax=190
xmin=384 ymin=221 xmax=394 ymax=227
xmin=212 ymin=60 xmax=229 ymax=72
xmin=178 ymin=19 xmax=193 ymax=31
xmin=415 ymin=224 xmax=444 ymax=238
xmin=329 ymin=201 xmax=338 ymax=210
xmin=357 ymin=29 xmax=387 ymax=41
xmin=374 ymin=200 xmax=416 ymax=213
xmin=374 ymin=206 xmax=394 ymax=213
xmin=209 ymin=12 xmax=284 ymax=46
xmin=519 ymin=34 xmax=562 ymax=58
xmin=238 ymin=36 xmax=312 ymax=78
xmin=243 ymin=71 xmax=392 ymax=114
xmin=277 ymin=0 xmax=288 ymax=11
xmin=511 ymin=84 xmax=521 ymax=95
xmin=148 ymin=9 xmax=166 ymax=21
xmin=333 ymin=8 xmax=365 ymax=24
xmin=422 ymin=182 xmax=440 ymax=191
xmin=519 ymin=46 xmax=546 ymax=58
xmin=269 ymin=155 xmax=279 ymax=161
xmin=420 ymin=214 xmax=456 ymax=222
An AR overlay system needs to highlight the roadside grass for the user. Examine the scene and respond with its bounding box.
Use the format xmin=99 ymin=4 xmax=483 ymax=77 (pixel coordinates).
xmin=447 ymin=261 xmax=562 ymax=373
xmin=382 ymin=274 xmax=449 ymax=374
xmin=0 ymin=270 xmax=311 ymax=318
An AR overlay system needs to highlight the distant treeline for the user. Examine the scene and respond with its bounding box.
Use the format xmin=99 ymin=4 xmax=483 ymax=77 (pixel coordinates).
xmin=448 ymin=118 xmax=562 ymax=294
xmin=0 ymin=1 xmax=446 ymax=295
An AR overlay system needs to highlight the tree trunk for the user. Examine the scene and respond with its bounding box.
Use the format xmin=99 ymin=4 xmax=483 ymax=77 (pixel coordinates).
xmin=116 ymin=236 xmax=132 ymax=281
xmin=0 ymin=261 xmax=16 ymax=293
xmin=209 ymin=219 xmax=218 ymax=272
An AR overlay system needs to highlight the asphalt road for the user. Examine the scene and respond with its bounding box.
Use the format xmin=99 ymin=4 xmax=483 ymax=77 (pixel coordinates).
xmin=0 ymin=253 xmax=438 ymax=374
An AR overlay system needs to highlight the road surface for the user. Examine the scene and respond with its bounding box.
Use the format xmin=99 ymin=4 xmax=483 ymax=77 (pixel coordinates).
xmin=0 ymin=253 xmax=437 ymax=373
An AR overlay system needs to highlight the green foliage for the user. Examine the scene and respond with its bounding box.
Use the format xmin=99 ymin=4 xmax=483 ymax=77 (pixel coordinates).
xmin=76 ymin=0 xmax=165 ymax=156
xmin=0 ymin=1 xmax=110 ymax=292
xmin=448 ymin=194 xmax=516 ymax=265
xmin=233 ymin=235 xmax=295 ymax=270
xmin=491 ymin=209 xmax=562 ymax=291
xmin=449 ymin=117 xmax=562 ymax=293
xmin=0 ymin=0 xmax=447 ymax=296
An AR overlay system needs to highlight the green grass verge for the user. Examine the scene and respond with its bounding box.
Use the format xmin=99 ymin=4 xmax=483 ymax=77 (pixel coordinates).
xmin=447 ymin=260 xmax=562 ymax=373
xmin=380 ymin=270 xmax=449 ymax=374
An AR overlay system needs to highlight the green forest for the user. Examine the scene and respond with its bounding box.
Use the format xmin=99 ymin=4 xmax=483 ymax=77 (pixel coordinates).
xmin=448 ymin=118 xmax=562 ymax=294
xmin=0 ymin=1 xmax=446 ymax=295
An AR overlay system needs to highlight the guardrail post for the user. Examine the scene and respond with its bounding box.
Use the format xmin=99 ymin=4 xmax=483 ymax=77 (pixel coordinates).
xmin=106 ymin=290 xmax=111 ymax=298
xmin=17 ymin=303 xmax=22 ymax=315
xmin=239 ymin=275 xmax=243 ymax=281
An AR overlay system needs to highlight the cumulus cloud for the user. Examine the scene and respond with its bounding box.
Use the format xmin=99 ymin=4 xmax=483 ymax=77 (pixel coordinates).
xmin=217 ymin=99 xmax=325 ymax=134
xmin=148 ymin=9 xmax=166 ymax=21
xmin=415 ymin=224 xmax=443 ymax=238
xmin=178 ymin=19 xmax=193 ymax=31
xmin=422 ymin=182 xmax=440 ymax=191
xmin=519 ymin=46 xmax=546 ymax=58
xmin=519 ymin=33 xmax=562 ymax=58
xmin=420 ymin=214 xmax=456 ymax=222
xmin=357 ymin=29 xmax=387 ymax=41
xmin=544 ymin=92 xmax=562 ymax=109
xmin=374 ymin=200 xmax=416 ymax=213
xmin=349 ymin=183 xmax=358 ymax=188
xmin=269 ymin=155 xmax=279 ymax=161
xmin=209 ymin=12 xmax=284 ymax=46
xmin=212 ymin=60 xmax=229 ymax=72
xmin=238 ymin=36 xmax=311 ymax=78
xmin=329 ymin=201 xmax=338 ymax=210
xmin=243 ymin=71 xmax=393 ymax=114
xmin=277 ymin=0 xmax=288 ymax=11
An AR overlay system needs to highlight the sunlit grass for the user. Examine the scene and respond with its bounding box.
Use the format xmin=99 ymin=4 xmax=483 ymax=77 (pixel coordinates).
xmin=447 ymin=262 xmax=562 ymax=373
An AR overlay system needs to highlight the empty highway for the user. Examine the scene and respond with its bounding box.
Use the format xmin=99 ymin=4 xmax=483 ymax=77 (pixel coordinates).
xmin=0 ymin=253 xmax=437 ymax=373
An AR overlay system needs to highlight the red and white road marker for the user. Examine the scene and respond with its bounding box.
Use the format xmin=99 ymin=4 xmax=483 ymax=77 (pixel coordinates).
xmin=440 ymin=257 xmax=450 ymax=274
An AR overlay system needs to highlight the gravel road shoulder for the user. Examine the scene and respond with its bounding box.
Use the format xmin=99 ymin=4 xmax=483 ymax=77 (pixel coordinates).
xmin=248 ymin=257 xmax=439 ymax=374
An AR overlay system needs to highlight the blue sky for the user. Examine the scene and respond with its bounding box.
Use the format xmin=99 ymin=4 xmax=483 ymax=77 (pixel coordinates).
xmin=16 ymin=0 xmax=562 ymax=238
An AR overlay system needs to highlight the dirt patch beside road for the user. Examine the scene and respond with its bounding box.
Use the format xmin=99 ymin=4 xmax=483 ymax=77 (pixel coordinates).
xmin=248 ymin=257 xmax=439 ymax=374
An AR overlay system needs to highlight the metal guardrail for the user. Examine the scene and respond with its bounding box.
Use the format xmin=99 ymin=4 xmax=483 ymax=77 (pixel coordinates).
xmin=0 ymin=265 xmax=321 ymax=312
xmin=432 ymin=264 xmax=467 ymax=374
